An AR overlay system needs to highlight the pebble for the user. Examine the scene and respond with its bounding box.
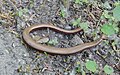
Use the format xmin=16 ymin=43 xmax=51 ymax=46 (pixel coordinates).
xmin=37 ymin=37 xmax=49 ymax=44
xmin=64 ymin=25 xmax=72 ymax=30
xmin=70 ymin=35 xmax=83 ymax=46
xmin=33 ymin=35 xmax=41 ymax=41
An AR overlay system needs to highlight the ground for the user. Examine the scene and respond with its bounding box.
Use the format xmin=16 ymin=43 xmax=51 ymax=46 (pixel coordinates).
xmin=0 ymin=0 xmax=120 ymax=75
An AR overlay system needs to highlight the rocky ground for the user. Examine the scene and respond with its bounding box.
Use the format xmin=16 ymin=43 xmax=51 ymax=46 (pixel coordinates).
xmin=0 ymin=0 xmax=120 ymax=75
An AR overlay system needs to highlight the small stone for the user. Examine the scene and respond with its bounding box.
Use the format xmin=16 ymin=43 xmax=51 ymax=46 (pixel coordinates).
xmin=64 ymin=72 xmax=68 ymax=75
xmin=40 ymin=0 xmax=44 ymax=4
xmin=33 ymin=35 xmax=41 ymax=41
xmin=71 ymin=35 xmax=83 ymax=46
xmin=37 ymin=37 xmax=49 ymax=44
xmin=65 ymin=25 xmax=72 ymax=30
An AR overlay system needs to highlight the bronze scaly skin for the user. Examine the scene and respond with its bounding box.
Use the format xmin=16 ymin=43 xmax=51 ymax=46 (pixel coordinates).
xmin=23 ymin=24 xmax=106 ymax=54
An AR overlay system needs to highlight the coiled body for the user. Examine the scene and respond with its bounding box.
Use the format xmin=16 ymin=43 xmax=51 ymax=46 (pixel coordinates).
xmin=23 ymin=24 xmax=106 ymax=54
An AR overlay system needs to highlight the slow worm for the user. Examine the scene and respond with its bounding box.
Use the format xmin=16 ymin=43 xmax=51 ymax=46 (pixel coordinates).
xmin=23 ymin=24 xmax=106 ymax=54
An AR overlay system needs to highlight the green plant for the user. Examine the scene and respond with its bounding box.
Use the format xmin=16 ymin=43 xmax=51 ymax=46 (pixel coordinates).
xmin=60 ymin=9 xmax=65 ymax=18
xmin=18 ymin=9 xmax=23 ymax=17
xmin=101 ymin=23 xmax=118 ymax=35
xmin=100 ymin=4 xmax=120 ymax=36
xmin=85 ymin=60 xmax=98 ymax=72
xmin=114 ymin=1 xmax=120 ymax=7
xmin=17 ymin=8 xmax=29 ymax=17
xmin=72 ymin=18 xmax=81 ymax=26
xmin=82 ymin=0 xmax=88 ymax=3
xmin=72 ymin=18 xmax=88 ymax=31
xmin=79 ymin=22 xmax=88 ymax=31
xmin=101 ymin=4 xmax=120 ymax=21
xmin=75 ymin=0 xmax=81 ymax=4
xmin=76 ymin=66 xmax=81 ymax=73
xmin=112 ymin=5 xmax=120 ymax=21
xmin=60 ymin=7 xmax=68 ymax=18
xmin=75 ymin=0 xmax=88 ymax=4
xmin=103 ymin=1 xmax=112 ymax=9
xmin=104 ymin=65 xmax=114 ymax=74
xmin=82 ymin=71 xmax=85 ymax=75
xmin=102 ymin=10 xmax=112 ymax=19
xmin=48 ymin=38 xmax=58 ymax=45
xmin=44 ymin=52 xmax=48 ymax=56
xmin=29 ymin=0 xmax=34 ymax=8
xmin=76 ymin=61 xmax=85 ymax=75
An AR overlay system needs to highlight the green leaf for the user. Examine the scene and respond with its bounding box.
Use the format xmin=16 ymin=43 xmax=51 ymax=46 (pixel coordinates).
xmin=75 ymin=0 xmax=81 ymax=4
xmin=103 ymin=1 xmax=112 ymax=9
xmin=61 ymin=10 xmax=65 ymax=17
xmin=23 ymin=8 xmax=29 ymax=13
xmin=48 ymin=38 xmax=58 ymax=45
xmin=82 ymin=71 xmax=85 ymax=75
xmin=72 ymin=21 xmax=78 ymax=26
xmin=112 ymin=5 xmax=120 ymax=21
xmin=101 ymin=24 xmax=116 ymax=35
xmin=79 ymin=22 xmax=88 ymax=31
xmin=76 ymin=18 xmax=81 ymax=23
xmin=17 ymin=8 xmax=29 ymax=17
xmin=72 ymin=18 xmax=88 ymax=31
xmin=85 ymin=60 xmax=98 ymax=72
xmin=82 ymin=0 xmax=88 ymax=3
xmin=102 ymin=10 xmax=111 ymax=19
xmin=104 ymin=65 xmax=114 ymax=74
xmin=76 ymin=66 xmax=81 ymax=73
xmin=75 ymin=0 xmax=88 ymax=4
xmin=112 ymin=23 xmax=119 ymax=33
xmin=72 ymin=18 xmax=81 ymax=26
xmin=60 ymin=9 xmax=66 ymax=18
xmin=114 ymin=1 xmax=120 ymax=6
xmin=18 ymin=9 xmax=23 ymax=17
